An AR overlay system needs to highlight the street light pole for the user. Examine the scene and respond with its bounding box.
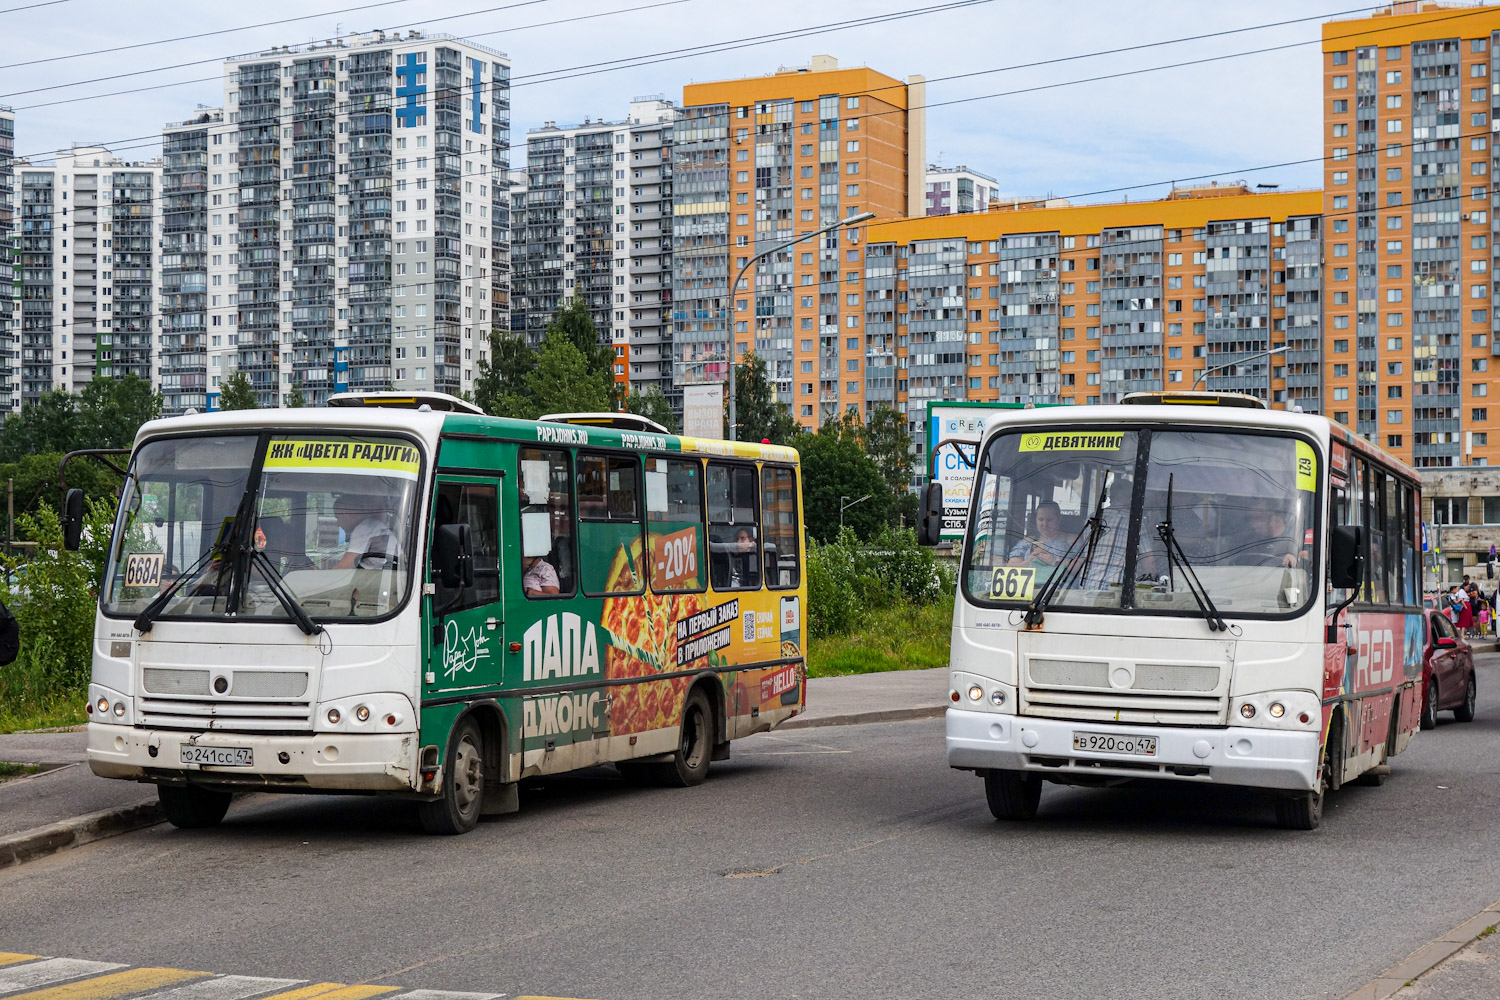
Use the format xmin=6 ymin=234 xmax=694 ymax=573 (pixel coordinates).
xmin=839 ymin=493 xmax=871 ymax=529
xmin=1192 ymin=343 xmax=1289 ymax=402
xmin=725 ymin=210 xmax=877 ymax=440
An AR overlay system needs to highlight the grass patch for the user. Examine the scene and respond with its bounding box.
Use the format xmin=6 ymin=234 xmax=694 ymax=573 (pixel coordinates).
xmin=0 ymin=692 xmax=87 ymax=735
xmin=1480 ymin=925 xmax=1497 ymax=940
xmin=807 ymin=595 xmax=953 ymax=678
xmin=0 ymin=646 xmax=88 ymax=735
xmin=0 ymin=761 xmax=42 ymax=782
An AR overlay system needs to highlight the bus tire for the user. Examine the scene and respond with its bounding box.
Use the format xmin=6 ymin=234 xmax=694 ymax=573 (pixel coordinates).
xmin=983 ymin=770 xmax=1041 ymax=821
xmin=417 ymin=718 xmax=485 ymax=835
xmin=658 ymin=688 xmax=714 ymax=788
xmin=1455 ymin=673 xmax=1477 ymax=723
xmin=158 ymin=784 xmax=232 ymax=829
xmin=1277 ymin=717 xmax=1339 ymax=830
xmin=1421 ymin=678 xmax=1439 ymax=731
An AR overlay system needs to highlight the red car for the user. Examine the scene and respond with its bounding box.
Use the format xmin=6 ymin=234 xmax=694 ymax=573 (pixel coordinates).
xmin=1421 ymin=608 xmax=1478 ymax=729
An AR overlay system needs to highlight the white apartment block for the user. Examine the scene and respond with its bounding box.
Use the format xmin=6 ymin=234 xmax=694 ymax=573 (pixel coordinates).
xmin=924 ymin=164 xmax=999 ymax=216
xmin=209 ymin=30 xmax=511 ymax=409
xmin=511 ymin=98 xmax=675 ymax=403
xmin=15 ymin=146 xmax=164 ymax=406
xmin=0 ymin=106 xmax=13 ymax=411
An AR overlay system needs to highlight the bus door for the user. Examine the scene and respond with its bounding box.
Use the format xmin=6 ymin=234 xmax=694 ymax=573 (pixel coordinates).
xmin=424 ymin=476 xmax=504 ymax=702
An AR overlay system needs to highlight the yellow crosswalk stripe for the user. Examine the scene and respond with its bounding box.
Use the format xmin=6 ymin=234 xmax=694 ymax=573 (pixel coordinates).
xmin=256 ymin=987 xmax=396 ymax=1000
xmin=0 ymin=961 xmax=39 ymax=971
xmin=2 ymin=968 xmax=208 ymax=1000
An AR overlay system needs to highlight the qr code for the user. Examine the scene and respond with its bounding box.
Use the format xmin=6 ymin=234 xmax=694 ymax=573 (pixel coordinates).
xmin=742 ymin=611 xmax=756 ymax=643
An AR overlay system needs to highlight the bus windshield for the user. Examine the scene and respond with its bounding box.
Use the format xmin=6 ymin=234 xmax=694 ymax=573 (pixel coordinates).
xmin=963 ymin=427 xmax=1318 ymax=619
xmin=102 ymin=432 xmax=422 ymax=623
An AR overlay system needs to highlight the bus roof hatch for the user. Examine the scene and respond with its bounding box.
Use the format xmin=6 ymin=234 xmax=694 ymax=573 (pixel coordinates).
xmin=325 ymin=391 xmax=485 ymax=415
xmin=1120 ymin=391 xmax=1265 ymax=409
xmin=539 ymin=412 xmax=672 ymax=434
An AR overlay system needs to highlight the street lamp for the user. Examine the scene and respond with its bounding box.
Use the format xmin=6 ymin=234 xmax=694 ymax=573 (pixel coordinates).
xmin=725 ymin=210 xmax=878 ymax=440
xmin=1192 ymin=343 xmax=1289 ymax=401
xmin=840 ymin=494 xmax=871 ymax=529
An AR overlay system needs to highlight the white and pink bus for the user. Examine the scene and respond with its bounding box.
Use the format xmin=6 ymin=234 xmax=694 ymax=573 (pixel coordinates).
xmin=921 ymin=391 xmax=1424 ymax=829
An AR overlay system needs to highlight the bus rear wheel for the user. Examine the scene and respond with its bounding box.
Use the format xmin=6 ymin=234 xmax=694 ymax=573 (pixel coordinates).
xmin=158 ymin=784 xmax=232 ymax=829
xmin=983 ymin=770 xmax=1041 ymax=821
xmin=417 ymin=718 xmax=485 ymax=835
xmin=619 ymin=689 xmax=713 ymax=788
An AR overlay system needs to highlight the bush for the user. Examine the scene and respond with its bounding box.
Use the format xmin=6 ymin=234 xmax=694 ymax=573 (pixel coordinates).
xmin=0 ymin=498 xmax=116 ymax=731
xmin=806 ymin=526 xmax=954 ymax=641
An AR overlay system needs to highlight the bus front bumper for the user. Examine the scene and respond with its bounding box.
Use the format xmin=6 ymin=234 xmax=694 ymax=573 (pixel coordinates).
xmin=86 ymin=724 xmax=417 ymax=792
xmin=946 ymin=709 xmax=1319 ymax=791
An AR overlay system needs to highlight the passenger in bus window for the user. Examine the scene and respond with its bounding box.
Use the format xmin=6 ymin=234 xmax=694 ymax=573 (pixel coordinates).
xmin=1007 ymin=501 xmax=1070 ymax=576
xmin=523 ymin=553 xmax=560 ymax=596
xmin=1232 ymin=502 xmax=1301 ymax=568
xmin=731 ymin=527 xmax=761 ymax=588
xmin=548 ymin=498 xmax=575 ymax=591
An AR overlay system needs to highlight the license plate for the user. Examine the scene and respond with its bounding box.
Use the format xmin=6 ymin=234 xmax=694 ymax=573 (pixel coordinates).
xmin=1072 ymin=731 xmax=1158 ymax=757
xmin=179 ymin=745 xmax=253 ymax=767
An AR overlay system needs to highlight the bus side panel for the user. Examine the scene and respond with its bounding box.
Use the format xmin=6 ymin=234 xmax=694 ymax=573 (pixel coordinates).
xmin=1328 ymin=609 xmax=1423 ymax=781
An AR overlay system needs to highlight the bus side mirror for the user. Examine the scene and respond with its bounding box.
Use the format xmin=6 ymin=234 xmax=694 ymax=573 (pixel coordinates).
xmin=62 ymin=489 xmax=85 ymax=552
xmin=917 ymin=482 xmax=944 ymax=546
xmin=1329 ymin=524 xmax=1363 ymax=590
xmin=433 ymin=523 xmax=474 ymax=589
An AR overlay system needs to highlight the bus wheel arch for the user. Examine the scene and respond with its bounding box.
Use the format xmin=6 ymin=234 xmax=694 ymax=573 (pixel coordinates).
xmin=691 ymin=672 xmax=730 ymax=757
xmin=417 ymin=714 xmax=488 ymax=834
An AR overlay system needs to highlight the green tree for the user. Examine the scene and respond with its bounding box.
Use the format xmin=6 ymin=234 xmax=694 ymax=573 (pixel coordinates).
xmin=216 ymin=371 xmax=259 ymax=411
xmin=623 ymin=386 xmax=679 ymax=434
xmin=473 ymin=329 xmax=537 ymax=417
xmin=798 ymin=427 xmax=893 ymax=542
xmin=546 ymin=297 xmax=614 ymax=380
xmin=865 ymin=404 xmax=916 ymax=526
xmin=733 ymin=352 xmax=801 ymax=444
xmin=1 ymin=453 xmax=121 ymax=524
xmin=77 ymin=375 xmax=162 ymax=448
xmin=523 ymin=333 xmax=614 ymax=417
xmin=0 ymin=389 xmax=79 ymax=462
xmin=285 ymin=384 xmax=307 ymax=408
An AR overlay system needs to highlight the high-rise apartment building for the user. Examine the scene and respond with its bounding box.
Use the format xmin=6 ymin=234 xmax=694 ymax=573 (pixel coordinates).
xmin=15 ymin=146 xmax=164 ymax=407
xmin=511 ymin=98 xmax=676 ymax=400
xmin=849 ymin=186 xmax=1322 ymax=470
xmin=924 ymin=164 xmax=999 ymax=216
xmin=160 ymin=110 xmax=227 ymax=415
xmin=0 ymin=106 xmax=14 ymax=411
xmin=215 ymin=31 xmax=511 ymax=408
xmin=1323 ymin=2 xmax=1500 ymax=467
xmin=673 ymin=56 xmax=926 ymax=428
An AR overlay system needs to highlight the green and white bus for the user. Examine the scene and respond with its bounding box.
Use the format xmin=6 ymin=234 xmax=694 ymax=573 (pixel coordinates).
xmin=81 ymin=394 xmax=808 ymax=834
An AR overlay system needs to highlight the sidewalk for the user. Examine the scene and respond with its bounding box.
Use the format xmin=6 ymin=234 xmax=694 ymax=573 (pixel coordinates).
xmin=0 ymin=667 xmax=950 ymax=869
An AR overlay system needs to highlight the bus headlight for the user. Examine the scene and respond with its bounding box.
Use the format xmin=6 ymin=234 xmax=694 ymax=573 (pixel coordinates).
xmin=967 ymin=685 xmax=984 ymax=702
xmin=96 ymin=696 xmax=110 ymax=715
xmin=113 ymin=702 xmax=126 ymax=718
xmin=354 ymin=705 xmax=370 ymax=723
xmin=1239 ymin=703 xmax=1256 ymax=719
xmin=990 ymin=689 xmax=1006 ymax=707
xmin=1233 ymin=691 xmax=1319 ymax=731
xmin=1269 ymin=702 xmax=1285 ymax=719
xmin=326 ymin=708 xmax=341 ymax=725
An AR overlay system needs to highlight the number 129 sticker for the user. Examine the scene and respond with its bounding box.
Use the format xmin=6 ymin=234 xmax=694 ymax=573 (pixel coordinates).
xmin=988 ymin=566 xmax=1036 ymax=601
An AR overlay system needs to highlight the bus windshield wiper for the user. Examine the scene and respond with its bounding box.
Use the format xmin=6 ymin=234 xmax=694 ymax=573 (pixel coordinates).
xmin=248 ymin=550 xmax=323 ymax=636
xmin=1023 ymin=472 xmax=1111 ymax=628
xmin=133 ymin=516 xmax=235 ymax=634
xmin=1155 ymin=473 xmax=1228 ymax=632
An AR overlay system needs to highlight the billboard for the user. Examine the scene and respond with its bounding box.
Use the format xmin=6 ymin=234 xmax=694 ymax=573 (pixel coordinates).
xmin=682 ymin=383 xmax=725 ymax=439
xmin=926 ymin=402 xmax=1028 ymax=540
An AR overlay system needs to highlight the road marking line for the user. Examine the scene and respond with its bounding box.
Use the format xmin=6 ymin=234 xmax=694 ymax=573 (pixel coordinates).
xmin=1 ymin=968 xmax=208 ymax=1000
xmin=258 ymin=988 xmax=395 ymax=1000
xmin=386 ymin=991 xmax=504 ymax=1000
xmin=0 ymin=964 xmax=39 ymax=973
xmin=133 ymin=978 xmax=304 ymax=1000
xmin=0 ymin=961 xmax=127 ymax=995
xmin=513 ymin=995 xmax=604 ymax=1000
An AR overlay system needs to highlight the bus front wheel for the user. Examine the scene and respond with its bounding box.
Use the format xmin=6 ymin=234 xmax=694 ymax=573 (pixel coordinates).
xmin=983 ymin=770 xmax=1041 ymax=821
xmin=417 ymin=718 xmax=485 ymax=835
xmin=158 ymin=784 xmax=232 ymax=829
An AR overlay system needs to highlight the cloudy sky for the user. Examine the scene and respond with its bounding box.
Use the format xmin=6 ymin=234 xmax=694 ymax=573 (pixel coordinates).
xmin=0 ymin=0 xmax=1362 ymax=201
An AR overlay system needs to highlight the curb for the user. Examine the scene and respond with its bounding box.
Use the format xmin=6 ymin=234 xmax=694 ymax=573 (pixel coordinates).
xmin=1343 ymin=897 xmax=1500 ymax=999
xmin=780 ymin=705 xmax=945 ymax=730
xmin=0 ymin=799 xmax=164 ymax=872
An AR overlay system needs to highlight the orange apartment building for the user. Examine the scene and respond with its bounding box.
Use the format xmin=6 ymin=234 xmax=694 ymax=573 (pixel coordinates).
xmin=1322 ymin=1 xmax=1500 ymax=468
xmin=671 ymin=56 xmax=925 ymax=428
xmin=849 ymin=186 xmax=1323 ymax=470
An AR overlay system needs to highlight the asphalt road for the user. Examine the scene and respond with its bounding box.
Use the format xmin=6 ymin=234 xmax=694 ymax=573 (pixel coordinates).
xmin=3 ymin=657 xmax=1500 ymax=1000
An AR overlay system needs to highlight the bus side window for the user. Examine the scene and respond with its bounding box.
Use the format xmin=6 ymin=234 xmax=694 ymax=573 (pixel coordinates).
xmin=646 ymin=457 xmax=705 ymax=594
xmin=706 ymin=462 xmax=761 ymax=591
xmin=577 ymin=453 xmax=644 ymax=596
xmin=1369 ymin=469 xmax=1389 ymax=605
xmin=1402 ymin=483 xmax=1418 ymax=606
xmin=761 ymin=465 xmax=801 ymax=589
xmin=518 ymin=447 xmax=575 ymax=599
xmin=431 ymin=481 xmax=500 ymax=612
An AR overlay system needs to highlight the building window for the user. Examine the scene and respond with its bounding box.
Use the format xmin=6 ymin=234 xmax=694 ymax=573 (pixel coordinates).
xmin=1433 ymin=498 xmax=1469 ymax=525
